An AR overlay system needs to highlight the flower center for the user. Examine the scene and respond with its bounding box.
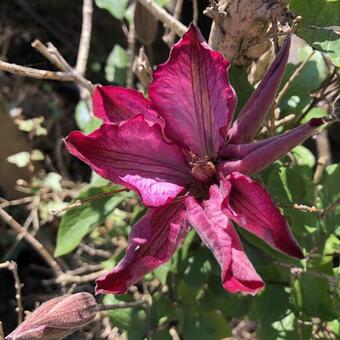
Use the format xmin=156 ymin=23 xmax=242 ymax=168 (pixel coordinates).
xmin=188 ymin=154 xmax=217 ymax=184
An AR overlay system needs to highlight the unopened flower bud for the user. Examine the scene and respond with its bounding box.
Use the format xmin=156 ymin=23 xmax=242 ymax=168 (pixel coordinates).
xmin=6 ymin=292 xmax=97 ymax=340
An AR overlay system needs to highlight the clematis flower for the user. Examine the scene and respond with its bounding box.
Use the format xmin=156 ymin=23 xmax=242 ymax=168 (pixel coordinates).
xmin=65 ymin=25 xmax=325 ymax=295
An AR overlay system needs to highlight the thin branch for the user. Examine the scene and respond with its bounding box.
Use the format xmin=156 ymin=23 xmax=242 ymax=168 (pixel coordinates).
xmin=0 ymin=60 xmax=75 ymax=81
xmin=319 ymin=198 xmax=340 ymax=218
xmin=0 ymin=207 xmax=63 ymax=278
xmin=259 ymin=113 xmax=295 ymax=135
xmin=55 ymin=269 xmax=107 ymax=284
xmin=50 ymin=188 xmax=128 ymax=216
xmin=32 ymin=40 xmax=94 ymax=93
xmin=192 ymin=0 xmax=199 ymax=25
xmin=275 ymin=50 xmax=315 ymax=107
xmin=0 ymin=261 xmax=23 ymax=324
xmin=76 ymin=0 xmax=93 ymax=76
xmin=138 ymin=0 xmax=187 ymax=37
xmin=163 ymin=0 xmax=184 ymax=46
xmin=0 ymin=196 xmax=35 ymax=209
xmin=274 ymin=260 xmax=337 ymax=286
xmin=313 ymin=130 xmax=331 ymax=185
xmin=126 ymin=20 xmax=136 ymax=88
xmin=31 ymin=39 xmax=68 ymax=71
xmin=64 ymin=263 xmax=104 ymax=276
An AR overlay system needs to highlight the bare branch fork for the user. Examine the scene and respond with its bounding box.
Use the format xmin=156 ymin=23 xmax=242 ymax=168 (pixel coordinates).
xmin=0 ymin=0 xmax=94 ymax=94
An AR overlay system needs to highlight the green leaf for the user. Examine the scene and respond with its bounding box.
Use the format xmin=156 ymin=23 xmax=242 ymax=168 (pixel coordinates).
xmin=153 ymin=262 xmax=170 ymax=285
xmin=103 ymin=294 xmax=146 ymax=339
xmin=319 ymin=163 xmax=340 ymax=234
xmin=154 ymin=0 xmax=170 ymax=6
xmin=7 ymin=151 xmax=30 ymax=168
xmin=105 ymin=44 xmax=129 ymax=85
xmin=289 ymin=0 xmax=340 ymax=66
xmin=55 ymin=186 xmax=124 ymax=256
xmin=229 ymin=66 xmax=254 ymax=115
xmin=319 ymin=163 xmax=340 ymax=207
xmin=280 ymin=45 xmax=328 ymax=115
xmin=181 ymin=310 xmax=231 ymax=340
xmin=95 ymin=0 xmax=128 ymax=20
xmin=249 ymin=285 xmax=293 ymax=340
xmin=300 ymin=107 xmax=327 ymax=124
xmin=291 ymin=145 xmax=315 ymax=169
xmin=296 ymin=274 xmax=337 ymax=320
xmin=267 ymin=166 xmax=311 ymax=203
xmin=74 ymin=100 xmax=101 ymax=133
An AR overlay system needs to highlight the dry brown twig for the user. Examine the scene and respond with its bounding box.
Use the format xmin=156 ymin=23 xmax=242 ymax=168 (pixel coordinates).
xmin=0 ymin=60 xmax=75 ymax=82
xmin=32 ymin=40 xmax=94 ymax=93
xmin=138 ymin=0 xmax=187 ymax=37
xmin=55 ymin=268 xmax=108 ymax=285
xmin=50 ymin=188 xmax=128 ymax=216
xmin=192 ymin=0 xmax=199 ymax=25
xmin=0 ymin=1 xmax=94 ymax=95
xmin=76 ymin=0 xmax=93 ymax=76
xmin=313 ymin=130 xmax=332 ymax=185
xmin=163 ymin=0 xmax=184 ymax=46
xmin=0 ymin=261 xmax=23 ymax=324
xmin=126 ymin=20 xmax=137 ymax=88
xmin=275 ymin=50 xmax=316 ymax=108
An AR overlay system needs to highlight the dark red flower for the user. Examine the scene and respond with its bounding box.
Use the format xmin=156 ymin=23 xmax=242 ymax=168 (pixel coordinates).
xmin=65 ymin=25 xmax=324 ymax=295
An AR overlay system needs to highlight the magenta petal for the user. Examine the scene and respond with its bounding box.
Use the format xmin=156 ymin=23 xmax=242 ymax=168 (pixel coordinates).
xmin=149 ymin=25 xmax=236 ymax=157
xmin=185 ymin=186 xmax=264 ymax=295
xmin=65 ymin=116 xmax=192 ymax=207
xmin=228 ymin=36 xmax=291 ymax=144
xmin=95 ymin=200 xmax=189 ymax=294
xmin=93 ymin=85 xmax=163 ymax=126
xmin=219 ymin=118 xmax=324 ymax=175
xmin=222 ymin=173 xmax=304 ymax=259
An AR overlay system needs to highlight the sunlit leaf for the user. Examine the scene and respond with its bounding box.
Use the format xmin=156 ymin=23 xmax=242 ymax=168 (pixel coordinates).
xmin=55 ymin=186 xmax=124 ymax=256
xmin=290 ymin=0 xmax=340 ymax=66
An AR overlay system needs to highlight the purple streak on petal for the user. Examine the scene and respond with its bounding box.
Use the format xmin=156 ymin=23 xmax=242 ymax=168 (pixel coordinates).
xmin=219 ymin=118 xmax=323 ymax=175
xmin=95 ymin=199 xmax=189 ymax=294
xmin=92 ymin=85 xmax=164 ymax=126
xmin=185 ymin=186 xmax=264 ymax=295
xmin=222 ymin=173 xmax=304 ymax=259
xmin=65 ymin=116 xmax=192 ymax=207
xmin=228 ymin=35 xmax=291 ymax=144
xmin=149 ymin=24 xmax=236 ymax=158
